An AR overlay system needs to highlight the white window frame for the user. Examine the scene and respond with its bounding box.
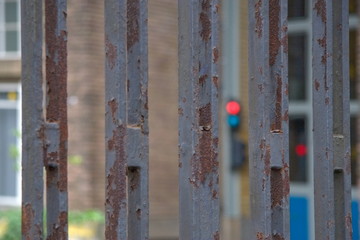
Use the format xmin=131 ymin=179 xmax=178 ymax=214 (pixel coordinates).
xmin=0 ymin=0 xmax=21 ymax=59
xmin=0 ymin=82 xmax=21 ymax=206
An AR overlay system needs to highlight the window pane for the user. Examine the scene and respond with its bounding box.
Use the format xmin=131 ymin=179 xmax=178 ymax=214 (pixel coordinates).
xmin=288 ymin=0 xmax=306 ymax=19
xmin=0 ymin=109 xmax=18 ymax=197
xmin=289 ymin=116 xmax=307 ymax=183
xmin=351 ymin=117 xmax=358 ymax=185
xmin=350 ymin=0 xmax=357 ymax=14
xmin=5 ymin=1 xmax=18 ymax=23
xmin=350 ymin=30 xmax=357 ymax=100
xmin=289 ymin=34 xmax=306 ymax=101
xmin=5 ymin=30 xmax=18 ymax=52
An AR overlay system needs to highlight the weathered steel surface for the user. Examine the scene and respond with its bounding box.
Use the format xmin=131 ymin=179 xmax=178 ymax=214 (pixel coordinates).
xmin=312 ymin=0 xmax=352 ymax=239
xmin=21 ymin=0 xmax=44 ymax=239
xmin=45 ymin=0 xmax=68 ymax=239
xmin=248 ymin=0 xmax=289 ymax=239
xmin=178 ymin=1 xmax=220 ymax=239
xmin=126 ymin=0 xmax=149 ymax=239
xmin=105 ymin=0 xmax=149 ymax=239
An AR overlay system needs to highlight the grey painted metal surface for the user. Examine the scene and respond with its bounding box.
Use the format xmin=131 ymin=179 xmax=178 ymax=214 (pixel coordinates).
xmin=21 ymin=0 xmax=44 ymax=239
xmin=312 ymin=0 xmax=352 ymax=239
xmin=248 ymin=0 xmax=289 ymax=239
xmin=45 ymin=0 xmax=68 ymax=238
xmin=105 ymin=0 xmax=149 ymax=239
xmin=178 ymin=1 xmax=220 ymax=239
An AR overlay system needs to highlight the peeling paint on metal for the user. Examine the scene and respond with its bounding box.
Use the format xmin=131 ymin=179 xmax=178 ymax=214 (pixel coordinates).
xmin=315 ymin=0 xmax=327 ymax=23
xmin=127 ymin=0 xmax=140 ymax=49
xmin=105 ymin=37 xmax=117 ymax=70
xmin=255 ymin=0 xmax=263 ymax=38
xmin=269 ymin=0 xmax=280 ymax=66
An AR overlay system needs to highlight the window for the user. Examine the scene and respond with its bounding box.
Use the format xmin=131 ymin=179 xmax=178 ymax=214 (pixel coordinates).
xmin=0 ymin=83 xmax=20 ymax=205
xmin=0 ymin=0 xmax=20 ymax=58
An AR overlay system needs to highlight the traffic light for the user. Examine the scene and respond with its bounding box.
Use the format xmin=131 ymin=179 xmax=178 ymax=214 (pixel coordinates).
xmin=225 ymin=99 xmax=245 ymax=170
xmin=226 ymin=100 xmax=241 ymax=129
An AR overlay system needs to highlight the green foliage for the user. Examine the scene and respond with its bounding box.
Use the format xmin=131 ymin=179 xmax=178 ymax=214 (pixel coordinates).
xmin=68 ymin=155 xmax=83 ymax=165
xmin=0 ymin=208 xmax=104 ymax=240
xmin=0 ymin=209 xmax=21 ymax=240
xmin=68 ymin=210 xmax=104 ymax=225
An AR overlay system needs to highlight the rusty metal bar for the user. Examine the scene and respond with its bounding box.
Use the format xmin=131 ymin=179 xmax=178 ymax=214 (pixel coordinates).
xmin=178 ymin=1 xmax=220 ymax=239
xmin=248 ymin=0 xmax=289 ymax=239
xmin=312 ymin=0 xmax=352 ymax=239
xmin=104 ymin=0 xmax=128 ymax=238
xmin=21 ymin=0 xmax=44 ymax=239
xmin=44 ymin=0 xmax=68 ymax=239
xmin=126 ymin=0 xmax=149 ymax=239
xmin=105 ymin=0 xmax=149 ymax=239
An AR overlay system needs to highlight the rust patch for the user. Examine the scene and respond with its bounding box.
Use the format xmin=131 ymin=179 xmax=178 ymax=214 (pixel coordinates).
xmin=281 ymin=25 xmax=288 ymax=53
xmin=22 ymin=203 xmax=34 ymax=238
xmin=257 ymin=232 xmax=271 ymax=240
xmin=212 ymin=190 xmax=218 ymax=199
xmin=283 ymin=164 xmax=290 ymax=196
xmin=345 ymin=214 xmax=352 ymax=231
xmin=178 ymin=107 xmax=184 ymax=116
xmin=269 ymin=0 xmax=281 ymax=66
xmin=284 ymin=83 xmax=288 ymax=96
xmin=199 ymin=103 xmax=211 ymax=126
xmin=45 ymin=0 xmax=68 ymax=195
xmin=264 ymin=145 xmax=271 ymax=176
xmin=271 ymin=168 xmax=283 ymax=208
xmin=273 ymin=233 xmax=285 ymax=240
xmin=255 ymin=0 xmax=263 ymax=38
xmin=213 ymin=231 xmax=220 ymax=240
xmin=105 ymin=125 xmax=127 ymax=240
xmin=200 ymin=0 xmax=211 ymax=41
xmin=105 ymin=37 xmax=117 ymax=70
xmin=282 ymin=110 xmax=289 ymax=122
xmin=215 ymin=4 xmax=220 ymax=13
xmin=321 ymin=54 xmax=327 ymax=64
xmin=258 ymin=84 xmax=264 ymax=93
xmin=199 ymin=74 xmax=208 ymax=85
xmin=192 ymin=132 xmax=219 ymax=185
xmin=271 ymin=74 xmax=282 ymax=131
xmin=108 ymin=99 xmax=118 ymax=124
xmin=314 ymin=0 xmax=326 ymax=23
xmin=318 ymin=35 xmax=327 ymax=48
xmin=325 ymin=97 xmax=329 ymax=105
xmin=213 ymin=47 xmax=219 ymax=63
xmin=315 ymin=80 xmax=320 ymax=91
xmin=47 ymin=211 xmax=68 ymax=240
xmin=212 ymin=76 xmax=219 ymax=89
xmin=128 ymin=167 xmax=140 ymax=191
xmin=127 ymin=0 xmax=140 ymax=49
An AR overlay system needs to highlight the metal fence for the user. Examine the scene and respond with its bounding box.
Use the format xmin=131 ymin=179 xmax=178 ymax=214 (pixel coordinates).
xmin=21 ymin=0 xmax=352 ymax=239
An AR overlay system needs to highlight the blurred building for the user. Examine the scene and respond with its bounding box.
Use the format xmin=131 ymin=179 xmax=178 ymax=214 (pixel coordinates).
xmin=0 ymin=1 xmax=360 ymax=240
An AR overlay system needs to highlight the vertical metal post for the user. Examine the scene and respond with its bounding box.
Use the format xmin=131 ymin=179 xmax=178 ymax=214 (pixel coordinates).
xmin=248 ymin=0 xmax=289 ymax=239
xmin=45 ymin=0 xmax=68 ymax=239
xmin=126 ymin=0 xmax=149 ymax=239
xmin=105 ymin=0 xmax=128 ymax=238
xmin=312 ymin=0 xmax=352 ymax=239
xmin=21 ymin=0 xmax=44 ymax=239
xmin=178 ymin=1 xmax=220 ymax=239
xmin=105 ymin=0 xmax=149 ymax=239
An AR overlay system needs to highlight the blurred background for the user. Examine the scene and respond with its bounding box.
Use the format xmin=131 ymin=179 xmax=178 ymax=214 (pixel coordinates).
xmin=0 ymin=0 xmax=359 ymax=239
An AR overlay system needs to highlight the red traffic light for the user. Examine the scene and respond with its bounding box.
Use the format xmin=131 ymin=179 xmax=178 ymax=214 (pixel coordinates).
xmin=226 ymin=101 xmax=241 ymax=115
xmin=295 ymin=144 xmax=307 ymax=157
